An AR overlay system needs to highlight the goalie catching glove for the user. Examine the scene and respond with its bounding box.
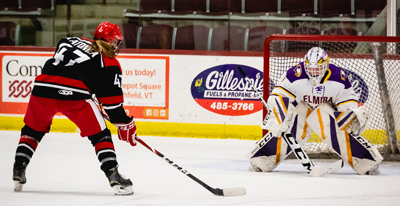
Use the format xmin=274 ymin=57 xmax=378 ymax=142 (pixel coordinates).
xmin=114 ymin=117 xmax=138 ymax=146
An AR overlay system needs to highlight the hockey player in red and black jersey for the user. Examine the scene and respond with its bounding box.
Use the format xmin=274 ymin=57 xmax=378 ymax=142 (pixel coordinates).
xmin=12 ymin=22 xmax=137 ymax=195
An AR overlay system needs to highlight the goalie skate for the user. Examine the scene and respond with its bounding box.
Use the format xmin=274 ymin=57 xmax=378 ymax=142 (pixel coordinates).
xmin=106 ymin=167 xmax=134 ymax=195
xmin=366 ymin=165 xmax=380 ymax=175
xmin=13 ymin=162 xmax=27 ymax=192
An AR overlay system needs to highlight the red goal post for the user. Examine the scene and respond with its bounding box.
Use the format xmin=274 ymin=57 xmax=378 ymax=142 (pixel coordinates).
xmin=263 ymin=34 xmax=400 ymax=156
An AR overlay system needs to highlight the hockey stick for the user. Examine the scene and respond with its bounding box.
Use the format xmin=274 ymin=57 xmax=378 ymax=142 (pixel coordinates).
xmin=92 ymin=99 xmax=246 ymax=196
xmin=237 ymin=66 xmax=343 ymax=176
xmin=135 ymin=136 xmax=246 ymax=196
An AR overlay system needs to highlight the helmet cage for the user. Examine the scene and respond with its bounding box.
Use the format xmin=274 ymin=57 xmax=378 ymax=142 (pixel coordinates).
xmin=304 ymin=47 xmax=329 ymax=81
xmin=111 ymin=39 xmax=123 ymax=55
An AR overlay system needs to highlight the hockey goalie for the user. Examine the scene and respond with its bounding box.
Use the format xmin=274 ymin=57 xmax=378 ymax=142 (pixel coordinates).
xmin=248 ymin=47 xmax=383 ymax=175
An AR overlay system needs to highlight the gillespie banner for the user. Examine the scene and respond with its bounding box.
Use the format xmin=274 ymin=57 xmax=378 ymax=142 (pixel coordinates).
xmin=191 ymin=64 xmax=263 ymax=116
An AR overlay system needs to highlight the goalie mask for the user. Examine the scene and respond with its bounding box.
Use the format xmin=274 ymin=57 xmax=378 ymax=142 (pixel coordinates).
xmin=304 ymin=47 xmax=330 ymax=85
xmin=94 ymin=22 xmax=123 ymax=55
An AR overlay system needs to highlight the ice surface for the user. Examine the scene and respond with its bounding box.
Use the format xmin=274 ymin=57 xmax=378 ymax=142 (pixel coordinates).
xmin=1 ymin=130 xmax=400 ymax=206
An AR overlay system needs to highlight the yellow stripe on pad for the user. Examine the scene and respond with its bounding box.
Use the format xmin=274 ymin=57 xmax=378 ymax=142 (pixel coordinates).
xmin=345 ymin=131 xmax=353 ymax=167
xmin=301 ymin=108 xmax=312 ymax=139
xmin=278 ymin=95 xmax=287 ymax=113
xmin=335 ymin=111 xmax=344 ymax=121
xmin=316 ymin=108 xmax=325 ymax=139
xmin=276 ymin=136 xmax=282 ymax=164
xmin=341 ymin=117 xmax=356 ymax=131
xmin=273 ymin=108 xmax=282 ymax=125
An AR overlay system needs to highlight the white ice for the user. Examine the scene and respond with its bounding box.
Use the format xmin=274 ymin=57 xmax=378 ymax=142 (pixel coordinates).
xmin=1 ymin=130 xmax=400 ymax=206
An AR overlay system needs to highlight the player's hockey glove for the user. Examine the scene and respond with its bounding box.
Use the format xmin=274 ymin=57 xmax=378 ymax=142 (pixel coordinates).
xmin=114 ymin=117 xmax=138 ymax=146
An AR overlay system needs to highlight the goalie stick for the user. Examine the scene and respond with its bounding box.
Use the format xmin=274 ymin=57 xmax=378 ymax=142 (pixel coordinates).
xmin=93 ymin=98 xmax=246 ymax=196
xmin=246 ymin=130 xmax=342 ymax=176
xmin=237 ymin=66 xmax=343 ymax=176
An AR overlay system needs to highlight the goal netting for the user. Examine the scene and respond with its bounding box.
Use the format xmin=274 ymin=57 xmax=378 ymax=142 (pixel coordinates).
xmin=264 ymin=34 xmax=400 ymax=156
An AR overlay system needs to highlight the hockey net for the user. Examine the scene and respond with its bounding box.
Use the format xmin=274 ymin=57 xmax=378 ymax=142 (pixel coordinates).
xmin=264 ymin=34 xmax=400 ymax=156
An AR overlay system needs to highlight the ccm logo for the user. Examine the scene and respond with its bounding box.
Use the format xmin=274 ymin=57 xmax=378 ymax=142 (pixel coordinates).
xmin=58 ymin=90 xmax=73 ymax=95
xmin=262 ymin=109 xmax=273 ymax=126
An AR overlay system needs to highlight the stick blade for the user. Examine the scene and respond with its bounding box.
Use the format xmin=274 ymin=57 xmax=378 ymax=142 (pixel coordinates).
xmin=309 ymin=160 xmax=344 ymax=177
xmin=222 ymin=187 xmax=246 ymax=196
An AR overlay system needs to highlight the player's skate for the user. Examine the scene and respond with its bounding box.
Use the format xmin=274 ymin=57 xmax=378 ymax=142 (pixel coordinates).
xmin=13 ymin=161 xmax=27 ymax=192
xmin=106 ymin=167 xmax=133 ymax=195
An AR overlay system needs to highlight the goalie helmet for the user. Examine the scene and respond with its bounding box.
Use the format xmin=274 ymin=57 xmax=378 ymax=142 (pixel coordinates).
xmin=304 ymin=47 xmax=330 ymax=85
xmin=94 ymin=22 xmax=123 ymax=55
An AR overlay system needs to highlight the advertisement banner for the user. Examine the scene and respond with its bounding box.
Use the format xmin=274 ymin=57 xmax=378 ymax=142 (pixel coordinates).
xmin=191 ymin=64 xmax=263 ymax=116
xmin=117 ymin=55 xmax=169 ymax=119
xmin=0 ymin=52 xmax=169 ymax=120
xmin=1 ymin=52 xmax=51 ymax=114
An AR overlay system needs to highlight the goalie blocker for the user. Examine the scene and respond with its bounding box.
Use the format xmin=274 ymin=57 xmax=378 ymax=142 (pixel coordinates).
xmin=249 ymin=96 xmax=383 ymax=175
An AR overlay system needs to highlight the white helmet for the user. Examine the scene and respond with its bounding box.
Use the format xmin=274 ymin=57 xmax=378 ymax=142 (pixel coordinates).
xmin=304 ymin=47 xmax=330 ymax=85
